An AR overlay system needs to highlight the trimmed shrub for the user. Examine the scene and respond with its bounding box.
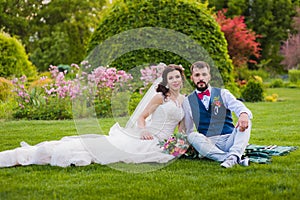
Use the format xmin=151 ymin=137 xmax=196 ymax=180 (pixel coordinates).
xmin=87 ymin=0 xmax=236 ymax=92
xmin=269 ymin=78 xmax=284 ymax=88
xmin=241 ymin=79 xmax=264 ymax=102
xmin=0 ymin=32 xmax=37 ymax=78
xmin=289 ymin=70 xmax=300 ymax=83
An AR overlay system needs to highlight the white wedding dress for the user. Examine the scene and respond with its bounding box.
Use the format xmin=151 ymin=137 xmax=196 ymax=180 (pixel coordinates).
xmin=0 ymin=98 xmax=184 ymax=168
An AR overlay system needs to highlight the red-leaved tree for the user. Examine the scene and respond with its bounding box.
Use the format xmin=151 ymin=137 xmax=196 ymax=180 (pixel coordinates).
xmin=215 ymin=9 xmax=261 ymax=68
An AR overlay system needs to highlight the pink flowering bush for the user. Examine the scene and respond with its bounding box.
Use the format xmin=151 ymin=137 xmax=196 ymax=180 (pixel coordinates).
xmin=12 ymin=61 xmax=133 ymax=119
xmin=12 ymin=73 xmax=73 ymax=119
xmin=140 ymin=63 xmax=166 ymax=86
xmin=127 ymin=63 xmax=167 ymax=115
xmin=11 ymin=61 xmax=169 ymax=119
xmin=139 ymin=63 xmax=166 ymax=93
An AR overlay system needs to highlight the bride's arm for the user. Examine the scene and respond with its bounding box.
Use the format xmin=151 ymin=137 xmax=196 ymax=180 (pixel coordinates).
xmin=137 ymin=94 xmax=163 ymax=140
xmin=177 ymin=94 xmax=186 ymax=133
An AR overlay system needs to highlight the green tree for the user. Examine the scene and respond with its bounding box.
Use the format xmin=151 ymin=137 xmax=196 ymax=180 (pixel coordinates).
xmin=206 ymin=0 xmax=227 ymax=11
xmin=247 ymin=0 xmax=294 ymax=72
xmin=29 ymin=31 xmax=70 ymax=71
xmin=29 ymin=0 xmax=106 ymax=71
xmin=207 ymin=0 xmax=248 ymax=16
xmin=0 ymin=0 xmax=40 ymax=43
xmin=292 ymin=0 xmax=300 ymax=7
xmin=0 ymin=0 xmax=106 ymax=71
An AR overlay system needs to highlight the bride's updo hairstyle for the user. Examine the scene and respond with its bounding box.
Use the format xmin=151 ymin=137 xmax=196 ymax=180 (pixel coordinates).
xmin=156 ymin=64 xmax=185 ymax=98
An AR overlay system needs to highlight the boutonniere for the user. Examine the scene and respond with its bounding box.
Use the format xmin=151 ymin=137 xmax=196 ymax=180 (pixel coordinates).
xmin=211 ymin=96 xmax=222 ymax=115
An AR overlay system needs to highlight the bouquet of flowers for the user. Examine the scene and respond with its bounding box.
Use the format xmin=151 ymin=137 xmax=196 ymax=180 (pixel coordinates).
xmin=158 ymin=132 xmax=199 ymax=158
xmin=158 ymin=132 xmax=189 ymax=157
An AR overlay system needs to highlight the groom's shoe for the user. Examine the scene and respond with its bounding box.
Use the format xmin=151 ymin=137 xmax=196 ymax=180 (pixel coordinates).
xmin=220 ymin=155 xmax=238 ymax=168
xmin=239 ymin=157 xmax=250 ymax=167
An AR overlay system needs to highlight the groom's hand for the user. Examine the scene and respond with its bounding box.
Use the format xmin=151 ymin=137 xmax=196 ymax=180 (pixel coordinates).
xmin=236 ymin=112 xmax=249 ymax=132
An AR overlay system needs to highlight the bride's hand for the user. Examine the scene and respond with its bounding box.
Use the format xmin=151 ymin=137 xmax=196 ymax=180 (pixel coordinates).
xmin=140 ymin=129 xmax=154 ymax=140
xmin=178 ymin=119 xmax=186 ymax=133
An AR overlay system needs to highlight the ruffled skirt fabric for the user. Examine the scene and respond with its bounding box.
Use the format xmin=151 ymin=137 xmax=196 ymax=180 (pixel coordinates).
xmin=0 ymin=123 xmax=174 ymax=168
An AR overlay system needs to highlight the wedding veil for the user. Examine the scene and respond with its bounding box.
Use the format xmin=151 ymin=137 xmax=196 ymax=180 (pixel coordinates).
xmin=125 ymin=76 xmax=162 ymax=129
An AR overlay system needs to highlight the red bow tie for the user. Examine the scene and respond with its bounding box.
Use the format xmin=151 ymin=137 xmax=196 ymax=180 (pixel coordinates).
xmin=197 ymin=90 xmax=210 ymax=100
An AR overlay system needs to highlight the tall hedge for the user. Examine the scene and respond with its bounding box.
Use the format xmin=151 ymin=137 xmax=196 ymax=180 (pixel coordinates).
xmin=87 ymin=0 xmax=236 ymax=91
xmin=0 ymin=32 xmax=37 ymax=78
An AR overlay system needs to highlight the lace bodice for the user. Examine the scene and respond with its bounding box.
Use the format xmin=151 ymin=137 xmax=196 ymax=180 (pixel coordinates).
xmin=146 ymin=99 xmax=184 ymax=140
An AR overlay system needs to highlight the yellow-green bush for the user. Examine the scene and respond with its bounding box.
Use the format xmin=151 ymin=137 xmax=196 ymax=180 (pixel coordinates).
xmin=0 ymin=31 xmax=37 ymax=78
xmin=0 ymin=77 xmax=14 ymax=101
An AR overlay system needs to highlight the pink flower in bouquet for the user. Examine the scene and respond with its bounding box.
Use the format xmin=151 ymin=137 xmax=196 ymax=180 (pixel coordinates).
xmin=179 ymin=139 xmax=185 ymax=145
xmin=158 ymin=132 xmax=190 ymax=157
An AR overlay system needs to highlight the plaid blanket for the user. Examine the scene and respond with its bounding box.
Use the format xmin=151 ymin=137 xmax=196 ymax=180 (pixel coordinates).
xmin=181 ymin=144 xmax=298 ymax=164
xmin=244 ymin=144 xmax=298 ymax=164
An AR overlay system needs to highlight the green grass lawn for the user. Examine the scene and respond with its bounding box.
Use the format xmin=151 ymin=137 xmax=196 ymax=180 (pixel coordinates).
xmin=0 ymin=88 xmax=299 ymax=200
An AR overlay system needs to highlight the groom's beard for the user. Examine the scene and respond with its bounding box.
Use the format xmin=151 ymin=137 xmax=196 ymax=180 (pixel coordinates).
xmin=194 ymin=80 xmax=208 ymax=92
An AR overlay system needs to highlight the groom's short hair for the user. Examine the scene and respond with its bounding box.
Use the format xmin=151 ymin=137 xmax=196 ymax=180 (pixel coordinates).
xmin=190 ymin=61 xmax=210 ymax=73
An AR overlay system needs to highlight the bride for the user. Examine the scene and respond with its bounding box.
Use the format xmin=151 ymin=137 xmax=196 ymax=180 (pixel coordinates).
xmin=0 ymin=64 xmax=186 ymax=168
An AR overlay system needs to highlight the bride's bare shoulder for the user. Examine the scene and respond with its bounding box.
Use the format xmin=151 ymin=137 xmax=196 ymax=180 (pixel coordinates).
xmin=151 ymin=93 xmax=164 ymax=103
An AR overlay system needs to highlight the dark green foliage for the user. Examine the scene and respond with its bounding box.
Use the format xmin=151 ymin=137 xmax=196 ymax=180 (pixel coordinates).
xmin=30 ymin=31 xmax=71 ymax=72
xmin=0 ymin=0 xmax=106 ymax=72
xmin=288 ymin=69 xmax=300 ymax=83
xmin=0 ymin=0 xmax=38 ymax=43
xmin=87 ymin=0 xmax=236 ymax=91
xmin=241 ymin=79 xmax=264 ymax=102
xmin=235 ymin=68 xmax=270 ymax=82
xmin=13 ymin=97 xmax=72 ymax=120
xmin=94 ymin=88 xmax=113 ymax=118
xmin=95 ymin=89 xmax=144 ymax=118
xmin=248 ymin=0 xmax=294 ymax=58
xmin=0 ymin=32 xmax=37 ymax=78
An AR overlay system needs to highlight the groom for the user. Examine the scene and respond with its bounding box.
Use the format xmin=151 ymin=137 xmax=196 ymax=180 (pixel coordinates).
xmin=182 ymin=61 xmax=252 ymax=168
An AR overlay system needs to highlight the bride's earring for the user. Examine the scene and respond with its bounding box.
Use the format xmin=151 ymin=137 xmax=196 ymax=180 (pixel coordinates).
xmin=165 ymin=85 xmax=169 ymax=89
